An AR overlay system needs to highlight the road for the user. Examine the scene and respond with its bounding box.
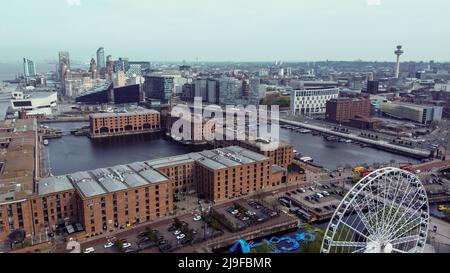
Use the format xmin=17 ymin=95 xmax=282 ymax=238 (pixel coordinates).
xmin=429 ymin=217 xmax=450 ymax=245
xmin=279 ymin=118 xmax=431 ymax=158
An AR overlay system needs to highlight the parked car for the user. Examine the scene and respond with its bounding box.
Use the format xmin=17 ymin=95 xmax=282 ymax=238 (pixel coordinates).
xmin=174 ymin=230 xmax=182 ymax=235
xmin=83 ymin=247 xmax=95 ymax=253
xmin=246 ymin=210 xmax=256 ymax=216
xmin=193 ymin=214 xmax=202 ymax=221
xmin=176 ymin=234 xmax=186 ymax=240
xmin=159 ymin=244 xmax=172 ymax=252
xmin=104 ymin=242 xmax=114 ymax=249
xmin=123 ymin=242 xmax=132 ymax=248
xmin=137 ymin=231 xmax=147 ymax=238
xmin=138 ymin=237 xmax=151 ymax=243
xmin=139 ymin=241 xmax=156 ymax=250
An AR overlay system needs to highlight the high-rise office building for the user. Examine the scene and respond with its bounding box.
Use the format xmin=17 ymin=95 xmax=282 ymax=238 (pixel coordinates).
xmin=23 ymin=58 xmax=36 ymax=77
xmin=194 ymin=78 xmax=208 ymax=101
xmin=181 ymin=83 xmax=195 ymax=101
xmin=96 ymin=47 xmax=106 ymax=69
xmin=367 ymin=80 xmax=380 ymax=94
xmin=114 ymin=70 xmax=126 ymax=88
xmin=219 ymin=78 xmax=242 ymax=105
xmin=58 ymin=51 xmax=71 ymax=80
xmin=114 ymin=57 xmax=130 ymax=72
xmin=242 ymin=79 xmax=249 ymax=97
xmin=89 ymin=58 xmax=97 ymax=79
xmin=143 ymin=76 xmax=174 ymax=103
xmin=248 ymin=78 xmax=261 ymax=105
xmin=207 ymin=79 xmax=220 ymax=104
xmin=106 ymin=55 xmax=114 ymax=80
xmin=58 ymin=51 xmax=70 ymax=69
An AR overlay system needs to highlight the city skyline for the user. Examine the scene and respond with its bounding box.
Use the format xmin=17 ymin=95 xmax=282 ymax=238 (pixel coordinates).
xmin=1 ymin=0 xmax=450 ymax=63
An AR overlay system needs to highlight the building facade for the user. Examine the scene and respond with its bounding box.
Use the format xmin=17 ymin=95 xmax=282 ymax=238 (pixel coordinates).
xmin=1 ymin=138 xmax=289 ymax=243
xmin=290 ymin=88 xmax=339 ymax=115
xmin=89 ymin=109 xmax=161 ymax=138
xmin=58 ymin=51 xmax=70 ymax=80
xmin=23 ymin=58 xmax=36 ymax=77
xmin=326 ymin=98 xmax=371 ymax=123
xmin=112 ymin=84 xmax=142 ymax=104
xmin=143 ymin=76 xmax=174 ymax=103
xmin=0 ymin=119 xmax=39 ymax=242
xmin=96 ymin=47 xmax=105 ymax=69
xmin=10 ymin=91 xmax=57 ymax=116
xmin=380 ymin=102 xmax=443 ymax=124
xmin=366 ymin=80 xmax=380 ymax=94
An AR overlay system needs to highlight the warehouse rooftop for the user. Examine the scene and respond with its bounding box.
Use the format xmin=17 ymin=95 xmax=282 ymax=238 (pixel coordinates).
xmin=90 ymin=109 xmax=159 ymax=119
xmin=38 ymin=176 xmax=74 ymax=196
xmin=0 ymin=119 xmax=38 ymax=204
xmin=34 ymin=146 xmax=270 ymax=198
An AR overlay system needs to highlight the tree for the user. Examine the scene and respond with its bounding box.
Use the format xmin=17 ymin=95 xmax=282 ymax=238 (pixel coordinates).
xmin=300 ymin=225 xmax=324 ymax=253
xmin=144 ymin=228 xmax=158 ymax=243
xmin=114 ymin=240 xmax=124 ymax=253
xmin=6 ymin=229 xmax=26 ymax=250
xmin=255 ymin=190 xmax=264 ymax=202
xmin=173 ymin=217 xmax=182 ymax=229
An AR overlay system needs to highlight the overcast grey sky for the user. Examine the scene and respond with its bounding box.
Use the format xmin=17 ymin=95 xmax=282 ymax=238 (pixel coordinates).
xmin=1 ymin=0 xmax=449 ymax=63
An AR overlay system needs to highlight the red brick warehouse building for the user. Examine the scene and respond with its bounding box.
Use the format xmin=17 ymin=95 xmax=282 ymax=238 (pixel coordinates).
xmin=90 ymin=109 xmax=161 ymax=138
xmin=325 ymin=98 xmax=371 ymax=123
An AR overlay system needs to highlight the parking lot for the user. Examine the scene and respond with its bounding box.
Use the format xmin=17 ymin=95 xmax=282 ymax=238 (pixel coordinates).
xmin=214 ymin=199 xmax=279 ymax=232
xmin=79 ymin=210 xmax=222 ymax=253
xmin=279 ymin=182 xmax=344 ymax=221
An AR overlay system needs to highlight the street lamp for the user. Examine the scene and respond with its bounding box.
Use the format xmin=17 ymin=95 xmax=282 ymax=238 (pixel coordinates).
xmin=200 ymin=202 xmax=212 ymax=241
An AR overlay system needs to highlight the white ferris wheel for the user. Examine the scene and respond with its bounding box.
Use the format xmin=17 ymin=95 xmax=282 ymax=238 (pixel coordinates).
xmin=321 ymin=167 xmax=429 ymax=253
